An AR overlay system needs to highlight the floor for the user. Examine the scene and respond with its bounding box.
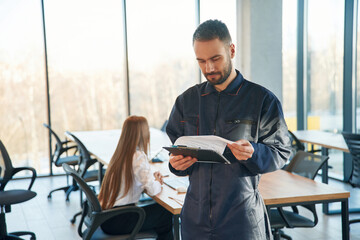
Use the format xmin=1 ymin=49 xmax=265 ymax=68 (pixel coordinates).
xmin=3 ymin=174 xmax=360 ymax=240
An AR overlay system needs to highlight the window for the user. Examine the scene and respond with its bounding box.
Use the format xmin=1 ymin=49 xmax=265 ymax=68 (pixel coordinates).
xmin=44 ymin=0 xmax=127 ymax=141
xmin=127 ymin=0 xmax=198 ymax=128
xmin=306 ymin=0 xmax=344 ymax=178
xmin=200 ymin=0 xmax=236 ymax=83
xmin=282 ymin=0 xmax=297 ymax=131
xmin=0 ymin=0 xmax=47 ymax=174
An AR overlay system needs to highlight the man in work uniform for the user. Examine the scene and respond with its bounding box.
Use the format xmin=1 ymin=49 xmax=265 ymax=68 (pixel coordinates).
xmin=166 ymin=19 xmax=291 ymax=240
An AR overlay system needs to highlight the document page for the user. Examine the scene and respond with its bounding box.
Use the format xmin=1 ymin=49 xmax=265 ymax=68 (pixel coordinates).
xmin=174 ymin=135 xmax=234 ymax=155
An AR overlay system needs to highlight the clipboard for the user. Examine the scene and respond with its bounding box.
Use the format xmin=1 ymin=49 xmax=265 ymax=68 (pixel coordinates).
xmin=163 ymin=146 xmax=230 ymax=164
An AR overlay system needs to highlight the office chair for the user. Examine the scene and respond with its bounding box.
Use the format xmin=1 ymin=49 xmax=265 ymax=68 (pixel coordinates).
xmin=62 ymin=163 xmax=157 ymax=240
xmin=270 ymin=151 xmax=329 ymax=240
xmin=0 ymin=140 xmax=37 ymax=240
xmin=43 ymin=123 xmax=80 ymax=201
xmin=65 ymin=132 xmax=105 ymax=224
xmin=341 ymin=132 xmax=360 ymax=225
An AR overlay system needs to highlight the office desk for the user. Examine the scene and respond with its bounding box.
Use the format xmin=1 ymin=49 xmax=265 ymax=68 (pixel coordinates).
xmin=67 ymin=130 xmax=350 ymax=240
xmin=293 ymin=130 xmax=348 ymax=153
xmin=293 ymin=130 xmax=354 ymax=214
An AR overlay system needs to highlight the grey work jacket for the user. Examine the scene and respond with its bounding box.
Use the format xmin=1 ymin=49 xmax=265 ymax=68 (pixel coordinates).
xmin=166 ymin=70 xmax=291 ymax=240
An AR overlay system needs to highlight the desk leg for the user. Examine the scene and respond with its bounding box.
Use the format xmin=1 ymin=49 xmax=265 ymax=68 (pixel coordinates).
xmin=321 ymin=147 xmax=330 ymax=214
xmin=173 ymin=215 xmax=180 ymax=240
xmin=341 ymin=199 xmax=349 ymax=240
xmin=98 ymin=162 xmax=104 ymax=186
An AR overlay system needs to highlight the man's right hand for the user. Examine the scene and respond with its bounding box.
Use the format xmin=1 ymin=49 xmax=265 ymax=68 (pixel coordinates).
xmin=169 ymin=154 xmax=197 ymax=171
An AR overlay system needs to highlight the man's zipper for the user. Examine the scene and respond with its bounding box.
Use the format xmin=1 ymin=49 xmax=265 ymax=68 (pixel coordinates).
xmin=213 ymin=92 xmax=221 ymax=135
xmin=210 ymin=92 xmax=220 ymax=222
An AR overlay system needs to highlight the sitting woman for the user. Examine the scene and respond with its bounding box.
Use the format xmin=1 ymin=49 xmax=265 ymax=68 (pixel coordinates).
xmin=98 ymin=116 xmax=173 ymax=240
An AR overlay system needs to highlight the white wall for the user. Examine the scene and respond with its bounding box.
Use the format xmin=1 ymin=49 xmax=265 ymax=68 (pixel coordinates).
xmin=236 ymin=0 xmax=283 ymax=102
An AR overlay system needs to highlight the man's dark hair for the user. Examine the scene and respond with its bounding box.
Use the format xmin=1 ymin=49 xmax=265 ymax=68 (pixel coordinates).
xmin=192 ymin=19 xmax=232 ymax=46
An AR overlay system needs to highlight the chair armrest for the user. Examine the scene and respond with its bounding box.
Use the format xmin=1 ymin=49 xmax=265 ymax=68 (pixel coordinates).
xmin=12 ymin=167 xmax=37 ymax=190
xmin=291 ymin=206 xmax=299 ymax=213
xmin=299 ymin=204 xmax=318 ymax=225
xmin=277 ymin=207 xmax=294 ymax=228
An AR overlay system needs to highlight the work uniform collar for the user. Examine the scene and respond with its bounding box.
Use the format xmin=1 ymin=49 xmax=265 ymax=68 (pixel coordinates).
xmin=202 ymin=69 xmax=244 ymax=96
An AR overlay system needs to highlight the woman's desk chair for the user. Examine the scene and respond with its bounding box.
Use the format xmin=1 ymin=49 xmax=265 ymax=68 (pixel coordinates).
xmin=62 ymin=163 xmax=157 ymax=240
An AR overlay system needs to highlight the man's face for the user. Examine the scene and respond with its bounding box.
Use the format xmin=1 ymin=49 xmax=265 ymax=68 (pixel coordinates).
xmin=193 ymin=38 xmax=234 ymax=85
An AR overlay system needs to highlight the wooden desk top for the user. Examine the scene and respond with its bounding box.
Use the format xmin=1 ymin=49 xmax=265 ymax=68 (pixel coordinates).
xmin=154 ymin=169 xmax=350 ymax=215
xmin=67 ymin=129 xmax=350 ymax=215
xmin=259 ymin=170 xmax=350 ymax=206
xmin=293 ymin=130 xmax=349 ymax=152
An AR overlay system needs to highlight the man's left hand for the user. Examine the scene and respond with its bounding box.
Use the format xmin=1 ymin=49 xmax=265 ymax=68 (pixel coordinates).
xmin=227 ymin=139 xmax=254 ymax=161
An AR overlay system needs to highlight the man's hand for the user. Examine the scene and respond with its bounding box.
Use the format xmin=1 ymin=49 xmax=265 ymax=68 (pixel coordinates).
xmin=169 ymin=154 xmax=197 ymax=171
xmin=227 ymin=139 xmax=254 ymax=161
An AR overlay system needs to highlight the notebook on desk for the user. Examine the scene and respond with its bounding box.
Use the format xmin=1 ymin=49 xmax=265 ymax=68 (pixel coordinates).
xmin=163 ymin=177 xmax=189 ymax=190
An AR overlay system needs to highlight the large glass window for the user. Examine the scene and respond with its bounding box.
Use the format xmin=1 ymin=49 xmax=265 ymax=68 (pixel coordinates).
xmin=0 ymin=0 xmax=48 ymax=174
xmin=306 ymin=0 xmax=344 ymax=178
xmin=357 ymin=1 xmax=360 ymax=133
xmin=43 ymin=0 xmax=127 ymax=150
xmin=199 ymin=0 xmax=237 ymax=83
xmin=200 ymin=0 xmax=237 ymax=44
xmin=282 ymin=0 xmax=298 ymax=131
xmin=127 ymin=0 xmax=198 ymax=128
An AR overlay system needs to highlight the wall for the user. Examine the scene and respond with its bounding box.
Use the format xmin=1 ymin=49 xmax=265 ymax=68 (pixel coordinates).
xmin=236 ymin=0 xmax=283 ymax=102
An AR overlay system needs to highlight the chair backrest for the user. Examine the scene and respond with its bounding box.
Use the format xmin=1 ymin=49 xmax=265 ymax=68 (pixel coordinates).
xmin=288 ymin=130 xmax=305 ymax=160
xmin=65 ymin=132 xmax=96 ymax=178
xmin=285 ymin=150 xmax=329 ymax=180
xmin=63 ymin=163 xmax=102 ymax=212
xmin=0 ymin=140 xmax=15 ymax=190
xmin=342 ymin=132 xmax=360 ymax=187
xmin=43 ymin=123 xmax=66 ymax=163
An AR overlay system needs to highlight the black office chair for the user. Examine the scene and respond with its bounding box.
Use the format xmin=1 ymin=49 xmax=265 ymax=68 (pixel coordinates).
xmin=0 ymin=140 xmax=37 ymax=240
xmin=43 ymin=123 xmax=80 ymax=201
xmin=62 ymin=163 xmax=157 ymax=240
xmin=65 ymin=132 xmax=105 ymax=224
xmin=341 ymin=132 xmax=360 ymax=225
xmin=270 ymin=151 xmax=329 ymax=240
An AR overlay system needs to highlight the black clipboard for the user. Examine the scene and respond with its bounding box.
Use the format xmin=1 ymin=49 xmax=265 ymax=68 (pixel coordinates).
xmin=163 ymin=146 xmax=230 ymax=164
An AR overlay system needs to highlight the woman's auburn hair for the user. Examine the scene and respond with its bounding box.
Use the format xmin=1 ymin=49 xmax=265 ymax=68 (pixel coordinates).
xmin=98 ymin=116 xmax=150 ymax=210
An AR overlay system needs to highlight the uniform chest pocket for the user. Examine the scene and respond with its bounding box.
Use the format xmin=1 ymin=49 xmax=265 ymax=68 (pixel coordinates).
xmin=182 ymin=117 xmax=199 ymax=136
xmin=225 ymin=119 xmax=257 ymax=141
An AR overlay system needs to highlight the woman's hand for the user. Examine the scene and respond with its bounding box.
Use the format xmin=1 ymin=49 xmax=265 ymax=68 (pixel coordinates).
xmin=154 ymin=171 xmax=164 ymax=184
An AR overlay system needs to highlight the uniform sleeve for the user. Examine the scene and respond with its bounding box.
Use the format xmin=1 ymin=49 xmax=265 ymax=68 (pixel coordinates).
xmin=225 ymin=94 xmax=291 ymax=174
xmin=166 ymin=95 xmax=194 ymax=176
xmin=133 ymin=152 xmax=162 ymax=196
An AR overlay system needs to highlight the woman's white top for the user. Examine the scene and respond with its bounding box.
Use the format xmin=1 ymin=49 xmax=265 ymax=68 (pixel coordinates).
xmin=113 ymin=150 xmax=162 ymax=207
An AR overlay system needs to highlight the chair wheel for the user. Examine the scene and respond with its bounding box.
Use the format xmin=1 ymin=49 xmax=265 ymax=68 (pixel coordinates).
xmin=30 ymin=236 xmax=36 ymax=240
xmin=47 ymin=194 xmax=52 ymax=199
xmin=70 ymin=218 xmax=76 ymax=224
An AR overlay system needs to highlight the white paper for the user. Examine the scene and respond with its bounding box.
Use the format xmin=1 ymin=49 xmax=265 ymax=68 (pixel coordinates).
xmin=174 ymin=135 xmax=234 ymax=155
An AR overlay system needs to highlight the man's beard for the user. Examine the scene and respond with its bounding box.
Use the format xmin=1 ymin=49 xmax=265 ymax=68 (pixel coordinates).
xmin=205 ymin=58 xmax=232 ymax=86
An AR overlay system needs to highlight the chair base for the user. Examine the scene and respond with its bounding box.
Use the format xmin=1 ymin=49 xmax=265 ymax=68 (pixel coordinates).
xmin=350 ymin=218 xmax=360 ymax=224
xmin=47 ymin=183 xmax=79 ymax=202
xmin=272 ymin=229 xmax=292 ymax=240
xmin=70 ymin=210 xmax=82 ymax=224
xmin=4 ymin=231 xmax=36 ymax=240
xmin=1 ymin=210 xmax=36 ymax=240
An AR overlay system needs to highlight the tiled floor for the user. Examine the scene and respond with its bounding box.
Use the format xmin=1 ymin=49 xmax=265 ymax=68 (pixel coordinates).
xmin=3 ymin=174 xmax=360 ymax=240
